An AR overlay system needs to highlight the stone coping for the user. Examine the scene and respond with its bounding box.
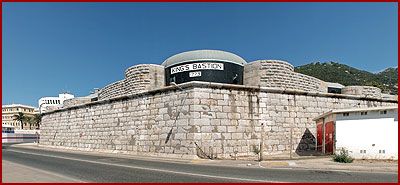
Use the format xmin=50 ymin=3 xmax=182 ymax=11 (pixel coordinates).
xmin=124 ymin=63 xmax=164 ymax=73
xmin=43 ymin=81 xmax=398 ymax=115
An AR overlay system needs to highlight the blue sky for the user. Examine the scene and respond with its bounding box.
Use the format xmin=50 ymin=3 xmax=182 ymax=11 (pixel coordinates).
xmin=3 ymin=3 xmax=398 ymax=107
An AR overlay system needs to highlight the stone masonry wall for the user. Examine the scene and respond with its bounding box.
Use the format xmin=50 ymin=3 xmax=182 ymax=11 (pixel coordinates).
xmin=41 ymin=87 xmax=198 ymax=159
xmin=98 ymin=64 xmax=165 ymax=100
xmin=342 ymin=86 xmax=382 ymax=99
xmin=63 ymin=98 xmax=92 ymax=108
xmin=244 ymin=60 xmax=327 ymax=93
xmin=40 ymin=82 xmax=397 ymax=160
xmin=98 ymin=80 xmax=125 ymax=100
xmin=125 ymin=64 xmax=165 ymax=95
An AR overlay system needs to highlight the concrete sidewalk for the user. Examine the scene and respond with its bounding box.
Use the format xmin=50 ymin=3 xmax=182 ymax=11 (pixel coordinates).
xmin=9 ymin=143 xmax=398 ymax=174
xmin=2 ymin=160 xmax=83 ymax=182
xmin=190 ymin=157 xmax=398 ymax=173
xmin=268 ymin=157 xmax=398 ymax=173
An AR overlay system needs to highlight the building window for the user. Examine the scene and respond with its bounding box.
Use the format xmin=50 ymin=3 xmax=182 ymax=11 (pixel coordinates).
xmin=379 ymin=150 xmax=385 ymax=154
xmin=380 ymin=110 xmax=387 ymax=115
xmin=360 ymin=150 xmax=367 ymax=153
xmin=343 ymin=113 xmax=349 ymax=117
xmin=361 ymin=112 xmax=368 ymax=116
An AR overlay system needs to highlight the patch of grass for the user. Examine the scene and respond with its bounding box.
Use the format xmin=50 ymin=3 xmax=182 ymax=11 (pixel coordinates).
xmin=333 ymin=148 xmax=354 ymax=163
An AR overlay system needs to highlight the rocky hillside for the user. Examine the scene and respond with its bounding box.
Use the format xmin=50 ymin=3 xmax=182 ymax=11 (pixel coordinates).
xmin=294 ymin=62 xmax=398 ymax=95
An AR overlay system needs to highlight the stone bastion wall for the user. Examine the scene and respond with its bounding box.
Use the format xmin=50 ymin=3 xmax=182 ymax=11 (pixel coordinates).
xmin=63 ymin=97 xmax=92 ymax=108
xmin=40 ymin=82 xmax=397 ymax=159
xmin=244 ymin=60 xmax=327 ymax=93
xmin=95 ymin=60 xmax=386 ymax=103
xmin=342 ymin=86 xmax=382 ymax=99
xmin=98 ymin=64 xmax=165 ymax=100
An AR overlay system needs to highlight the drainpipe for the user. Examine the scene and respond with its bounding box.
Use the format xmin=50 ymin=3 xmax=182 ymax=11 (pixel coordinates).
xmin=259 ymin=123 xmax=264 ymax=161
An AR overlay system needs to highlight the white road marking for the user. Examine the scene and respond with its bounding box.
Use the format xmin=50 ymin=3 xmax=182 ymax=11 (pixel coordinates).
xmin=7 ymin=149 xmax=285 ymax=183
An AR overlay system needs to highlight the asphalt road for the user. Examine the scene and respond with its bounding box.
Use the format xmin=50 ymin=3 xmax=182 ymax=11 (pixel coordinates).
xmin=2 ymin=145 xmax=398 ymax=182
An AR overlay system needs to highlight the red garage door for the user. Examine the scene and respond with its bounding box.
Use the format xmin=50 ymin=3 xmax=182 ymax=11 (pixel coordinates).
xmin=316 ymin=122 xmax=323 ymax=152
xmin=325 ymin=121 xmax=334 ymax=154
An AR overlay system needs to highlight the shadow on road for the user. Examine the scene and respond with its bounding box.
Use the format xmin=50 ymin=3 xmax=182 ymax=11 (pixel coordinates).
xmin=2 ymin=143 xmax=24 ymax=150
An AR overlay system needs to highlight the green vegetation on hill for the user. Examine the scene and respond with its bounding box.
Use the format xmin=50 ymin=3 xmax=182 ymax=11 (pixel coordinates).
xmin=294 ymin=62 xmax=398 ymax=95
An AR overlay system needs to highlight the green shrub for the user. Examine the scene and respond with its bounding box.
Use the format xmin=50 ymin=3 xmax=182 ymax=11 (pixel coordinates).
xmin=333 ymin=148 xmax=354 ymax=163
xmin=252 ymin=145 xmax=260 ymax=155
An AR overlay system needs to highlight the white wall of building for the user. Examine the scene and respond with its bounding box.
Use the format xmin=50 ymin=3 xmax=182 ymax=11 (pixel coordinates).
xmin=38 ymin=93 xmax=74 ymax=113
xmin=336 ymin=110 xmax=398 ymax=159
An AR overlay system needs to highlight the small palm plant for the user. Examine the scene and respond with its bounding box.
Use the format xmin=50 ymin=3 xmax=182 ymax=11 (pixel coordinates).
xmin=13 ymin=112 xmax=26 ymax=130
xmin=25 ymin=117 xmax=33 ymax=129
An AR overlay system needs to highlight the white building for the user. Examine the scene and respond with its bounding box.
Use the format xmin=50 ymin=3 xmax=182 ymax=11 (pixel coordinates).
xmin=38 ymin=93 xmax=74 ymax=113
xmin=2 ymin=104 xmax=38 ymax=130
xmin=314 ymin=106 xmax=398 ymax=160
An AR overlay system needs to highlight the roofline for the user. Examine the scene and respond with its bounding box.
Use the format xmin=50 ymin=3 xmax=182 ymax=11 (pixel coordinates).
xmin=2 ymin=104 xmax=37 ymax=109
xmin=163 ymin=59 xmax=246 ymax=68
xmin=313 ymin=106 xmax=398 ymax=121
xmin=161 ymin=49 xmax=247 ymax=68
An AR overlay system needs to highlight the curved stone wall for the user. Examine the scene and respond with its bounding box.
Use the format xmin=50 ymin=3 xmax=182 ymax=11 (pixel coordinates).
xmin=98 ymin=80 xmax=126 ymax=100
xmin=98 ymin=64 xmax=165 ymax=100
xmin=342 ymin=86 xmax=382 ymax=99
xmin=244 ymin=60 xmax=327 ymax=93
xmin=260 ymin=60 xmax=294 ymax=72
xmin=125 ymin=64 xmax=164 ymax=95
